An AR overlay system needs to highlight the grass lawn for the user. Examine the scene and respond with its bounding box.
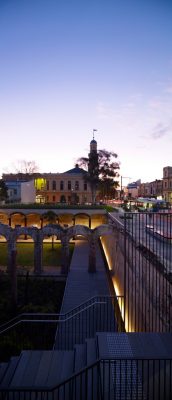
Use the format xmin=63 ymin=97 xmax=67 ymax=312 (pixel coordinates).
xmin=0 ymin=242 xmax=74 ymax=269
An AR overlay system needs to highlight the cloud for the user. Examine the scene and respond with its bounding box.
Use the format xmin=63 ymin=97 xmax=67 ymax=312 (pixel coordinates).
xmin=165 ymin=85 xmax=172 ymax=94
xmin=151 ymin=122 xmax=171 ymax=139
xmin=96 ymin=102 xmax=110 ymax=119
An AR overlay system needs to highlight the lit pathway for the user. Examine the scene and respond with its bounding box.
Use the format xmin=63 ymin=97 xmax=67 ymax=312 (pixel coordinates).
xmin=59 ymin=239 xmax=111 ymax=314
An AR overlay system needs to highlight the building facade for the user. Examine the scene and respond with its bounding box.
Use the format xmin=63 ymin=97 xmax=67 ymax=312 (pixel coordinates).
xmin=163 ymin=166 xmax=172 ymax=203
xmin=3 ymin=139 xmax=98 ymax=205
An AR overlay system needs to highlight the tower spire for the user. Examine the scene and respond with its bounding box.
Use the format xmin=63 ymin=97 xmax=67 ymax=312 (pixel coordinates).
xmin=93 ymin=129 xmax=97 ymax=140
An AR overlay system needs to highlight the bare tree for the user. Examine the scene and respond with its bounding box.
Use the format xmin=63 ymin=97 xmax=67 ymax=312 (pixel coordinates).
xmin=4 ymin=160 xmax=39 ymax=175
xmin=13 ymin=160 xmax=39 ymax=174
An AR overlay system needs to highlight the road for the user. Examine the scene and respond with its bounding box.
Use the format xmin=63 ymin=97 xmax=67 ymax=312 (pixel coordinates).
xmin=109 ymin=211 xmax=172 ymax=273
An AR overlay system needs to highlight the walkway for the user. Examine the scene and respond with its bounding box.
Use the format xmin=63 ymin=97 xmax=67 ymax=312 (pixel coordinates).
xmin=60 ymin=239 xmax=111 ymax=314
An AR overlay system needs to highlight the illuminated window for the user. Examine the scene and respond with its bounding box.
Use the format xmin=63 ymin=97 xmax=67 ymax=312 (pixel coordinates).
xmin=34 ymin=178 xmax=46 ymax=190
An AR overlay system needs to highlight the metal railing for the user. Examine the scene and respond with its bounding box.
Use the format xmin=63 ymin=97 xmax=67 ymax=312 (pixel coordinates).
xmin=0 ymin=295 xmax=124 ymax=360
xmin=108 ymin=212 xmax=172 ymax=333
xmin=1 ymin=357 xmax=171 ymax=399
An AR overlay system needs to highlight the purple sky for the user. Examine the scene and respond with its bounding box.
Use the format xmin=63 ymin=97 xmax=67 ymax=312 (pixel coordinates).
xmin=0 ymin=0 xmax=172 ymax=184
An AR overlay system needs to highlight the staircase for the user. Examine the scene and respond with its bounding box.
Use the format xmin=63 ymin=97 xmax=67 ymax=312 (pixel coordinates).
xmin=0 ymin=337 xmax=98 ymax=390
xmin=1 ymin=333 xmax=172 ymax=399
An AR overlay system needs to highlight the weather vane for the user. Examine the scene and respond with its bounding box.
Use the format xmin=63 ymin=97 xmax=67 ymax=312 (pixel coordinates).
xmin=93 ymin=129 xmax=97 ymax=140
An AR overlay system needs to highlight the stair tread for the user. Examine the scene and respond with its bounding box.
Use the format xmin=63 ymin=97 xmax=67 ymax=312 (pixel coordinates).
xmin=60 ymin=351 xmax=74 ymax=381
xmin=1 ymin=357 xmax=19 ymax=388
xmin=0 ymin=363 xmax=9 ymax=384
xmin=46 ymin=350 xmax=65 ymax=386
xmin=10 ymin=351 xmax=33 ymax=387
xmin=34 ymin=351 xmax=54 ymax=386
xmin=86 ymin=338 xmax=97 ymax=365
xmin=18 ymin=351 xmax=43 ymax=387
xmin=74 ymin=344 xmax=86 ymax=373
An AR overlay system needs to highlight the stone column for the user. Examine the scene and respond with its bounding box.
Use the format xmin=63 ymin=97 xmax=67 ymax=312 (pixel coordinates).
xmin=89 ymin=216 xmax=91 ymax=228
xmin=88 ymin=236 xmax=96 ymax=273
xmin=24 ymin=215 xmax=27 ymax=240
xmin=61 ymin=234 xmax=70 ymax=274
xmin=40 ymin=217 xmax=43 ymax=229
xmin=7 ymin=236 xmax=17 ymax=309
xmin=34 ymin=233 xmax=43 ymax=274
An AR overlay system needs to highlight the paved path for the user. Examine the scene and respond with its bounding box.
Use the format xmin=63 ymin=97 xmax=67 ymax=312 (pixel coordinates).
xmin=60 ymin=239 xmax=111 ymax=314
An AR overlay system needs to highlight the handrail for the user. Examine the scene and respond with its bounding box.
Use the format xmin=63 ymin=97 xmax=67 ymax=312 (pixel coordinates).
xmin=0 ymin=295 xmax=123 ymax=332
xmin=2 ymin=356 xmax=172 ymax=393
xmin=0 ymin=300 xmax=111 ymax=335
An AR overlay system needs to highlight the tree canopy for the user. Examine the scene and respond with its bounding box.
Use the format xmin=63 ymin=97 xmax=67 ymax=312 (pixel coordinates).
xmin=77 ymin=149 xmax=120 ymax=203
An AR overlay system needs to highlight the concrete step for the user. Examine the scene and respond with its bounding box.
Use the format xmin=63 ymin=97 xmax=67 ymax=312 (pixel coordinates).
xmin=0 ymin=363 xmax=9 ymax=385
xmin=86 ymin=338 xmax=97 ymax=366
xmin=74 ymin=344 xmax=86 ymax=373
xmin=46 ymin=350 xmax=72 ymax=387
xmin=17 ymin=351 xmax=43 ymax=387
xmin=0 ymin=357 xmax=20 ymax=388
xmin=10 ymin=351 xmax=32 ymax=387
xmin=34 ymin=350 xmax=54 ymax=386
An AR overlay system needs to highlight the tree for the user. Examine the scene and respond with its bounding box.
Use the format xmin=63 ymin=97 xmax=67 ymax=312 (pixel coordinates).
xmin=0 ymin=179 xmax=8 ymax=202
xmin=78 ymin=149 xmax=120 ymax=204
xmin=4 ymin=160 xmax=39 ymax=176
xmin=42 ymin=211 xmax=57 ymax=250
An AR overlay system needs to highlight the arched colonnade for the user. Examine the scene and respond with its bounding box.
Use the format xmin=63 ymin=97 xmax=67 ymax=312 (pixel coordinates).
xmin=0 ymin=223 xmax=116 ymax=275
xmin=0 ymin=211 xmax=107 ymax=230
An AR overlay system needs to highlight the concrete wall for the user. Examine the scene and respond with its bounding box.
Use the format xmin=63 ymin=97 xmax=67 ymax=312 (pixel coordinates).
xmin=101 ymin=228 xmax=172 ymax=333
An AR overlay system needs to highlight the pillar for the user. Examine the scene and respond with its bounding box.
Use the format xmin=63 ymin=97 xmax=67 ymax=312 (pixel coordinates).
xmin=89 ymin=216 xmax=91 ymax=228
xmin=34 ymin=234 xmax=43 ymax=274
xmin=24 ymin=215 xmax=27 ymax=240
xmin=61 ymin=235 xmax=70 ymax=274
xmin=88 ymin=236 xmax=96 ymax=273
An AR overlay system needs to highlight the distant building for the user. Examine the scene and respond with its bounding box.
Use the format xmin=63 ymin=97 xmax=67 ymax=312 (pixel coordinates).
xmin=163 ymin=166 xmax=172 ymax=203
xmin=3 ymin=138 xmax=98 ymax=205
xmin=127 ymin=180 xmax=141 ymax=199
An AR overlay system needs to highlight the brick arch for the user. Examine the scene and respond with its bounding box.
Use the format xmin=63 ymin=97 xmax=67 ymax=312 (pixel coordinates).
xmin=12 ymin=226 xmax=39 ymax=242
xmin=10 ymin=212 xmax=26 ymax=228
xmin=0 ymin=223 xmax=11 ymax=241
xmin=41 ymin=224 xmax=64 ymax=241
xmin=26 ymin=212 xmax=43 ymax=228
xmin=93 ymin=224 xmax=115 ymax=239
xmin=66 ymin=225 xmax=92 ymax=242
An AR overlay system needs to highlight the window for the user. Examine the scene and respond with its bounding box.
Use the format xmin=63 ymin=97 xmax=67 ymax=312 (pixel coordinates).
xmin=60 ymin=181 xmax=64 ymax=190
xmin=52 ymin=180 xmax=56 ymax=190
xmin=68 ymin=181 xmax=71 ymax=190
xmin=164 ymin=181 xmax=167 ymax=188
xmin=13 ymin=189 xmax=17 ymax=195
xmin=53 ymin=195 xmax=56 ymax=202
xmin=84 ymin=182 xmax=87 ymax=191
xmin=47 ymin=181 xmax=49 ymax=190
xmin=75 ymin=181 xmax=79 ymax=190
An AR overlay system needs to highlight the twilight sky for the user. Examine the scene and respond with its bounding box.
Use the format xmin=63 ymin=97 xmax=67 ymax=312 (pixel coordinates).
xmin=0 ymin=0 xmax=172 ymax=184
